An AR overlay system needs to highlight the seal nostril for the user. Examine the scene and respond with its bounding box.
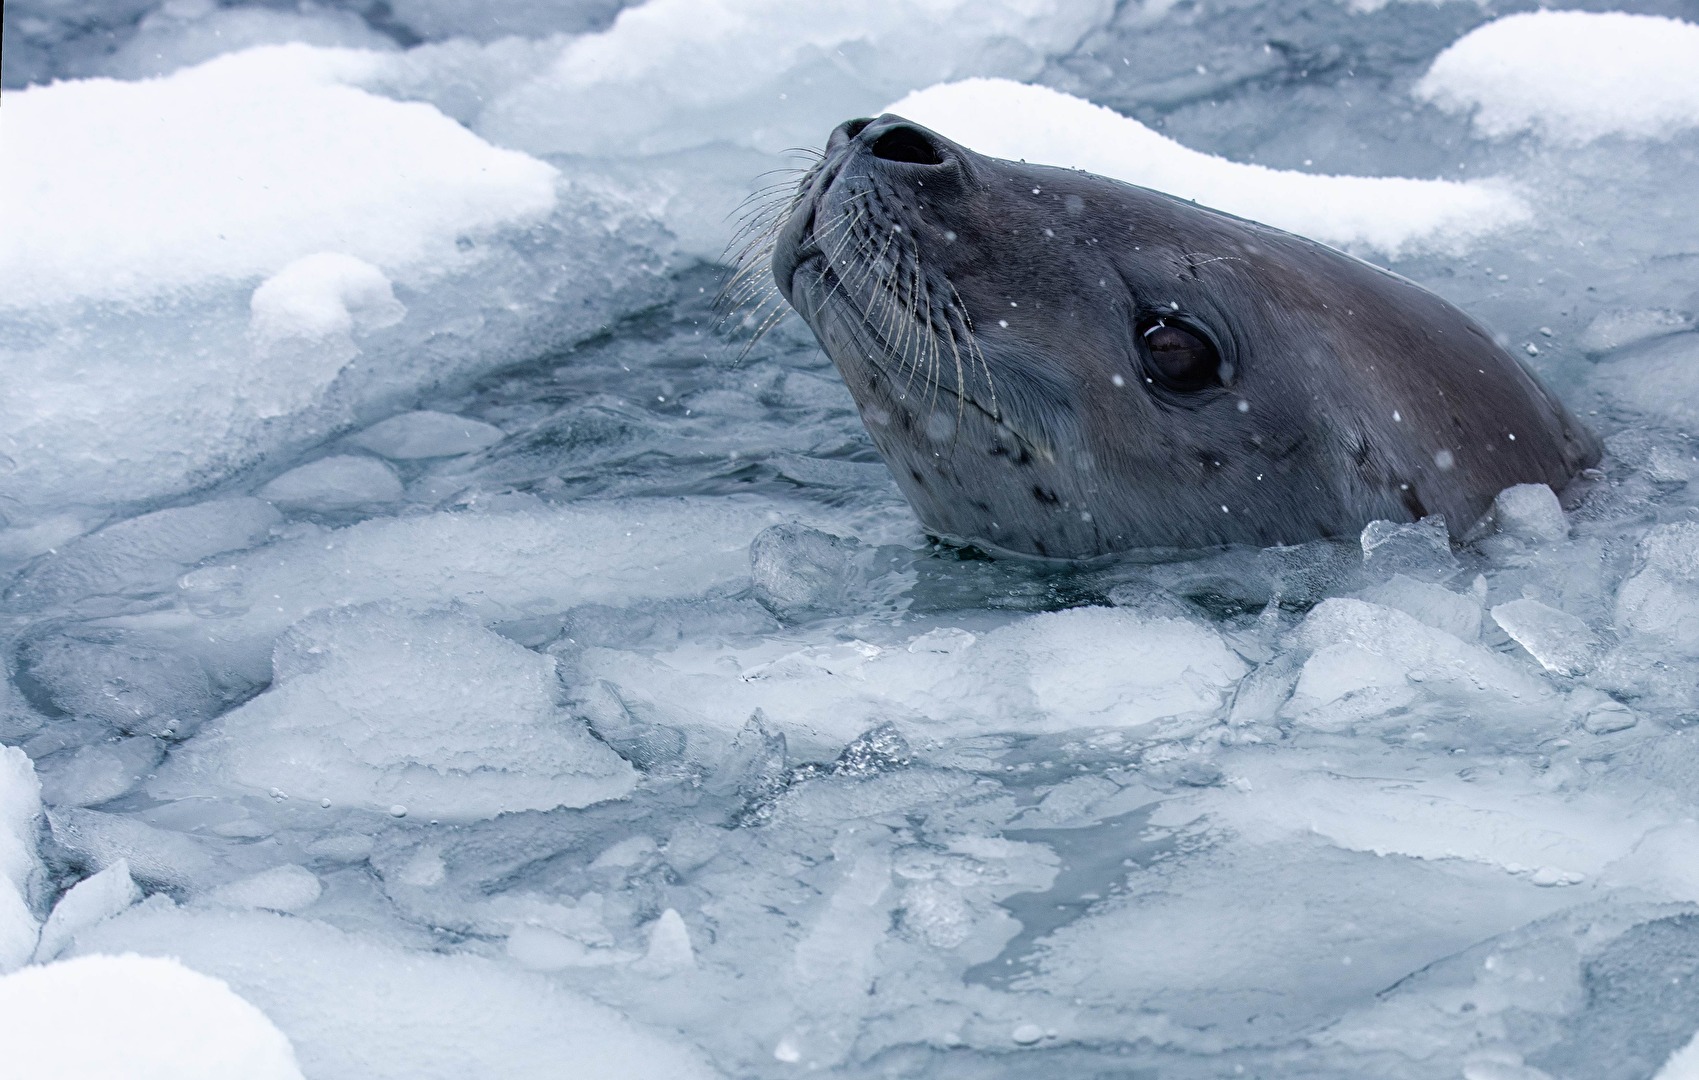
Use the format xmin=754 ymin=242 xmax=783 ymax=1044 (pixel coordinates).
xmin=870 ymin=124 xmax=945 ymax=166
xmin=841 ymin=118 xmax=874 ymax=140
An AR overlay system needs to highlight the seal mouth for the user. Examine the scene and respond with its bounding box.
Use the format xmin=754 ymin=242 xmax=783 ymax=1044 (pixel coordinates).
xmin=760 ymin=115 xmax=1004 ymax=425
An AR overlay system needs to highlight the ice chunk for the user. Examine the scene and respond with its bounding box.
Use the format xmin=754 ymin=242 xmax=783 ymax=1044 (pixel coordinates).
xmin=1283 ymin=642 xmax=1419 ymax=731
xmin=1286 ymin=598 xmax=1556 ymax=730
xmin=576 ymin=681 xmax=688 ymax=772
xmin=1492 ymin=599 xmax=1604 ymax=677
xmin=153 ymin=607 xmax=636 ymax=822
xmin=479 ymin=0 xmax=1113 ymax=158
xmin=1487 ymin=484 xmax=1569 ymax=544
xmin=830 ymin=723 xmax=912 ymax=778
xmin=703 ymin=710 xmax=789 ymax=809
xmin=1357 ymin=575 xmax=1483 ymax=641
xmin=385 ymin=0 xmax=625 ymax=42
xmin=47 ymin=807 xmax=218 ymax=891
xmin=633 ymin=908 xmax=695 ymax=974
xmin=149 ymin=497 xmax=813 ymax=669
xmin=37 ymin=738 xmax=163 ymax=808
xmin=1581 ymin=309 xmax=1695 ymax=354
xmin=1360 ymin=516 xmax=1460 ymax=582
xmin=1590 ymin=332 xmax=1699 ymax=432
xmin=885 ymin=79 xmax=1528 ymax=256
xmin=208 ymin=865 xmax=323 ymax=914
xmin=33 ymin=860 xmax=142 ymax=963
xmin=1615 ymin=524 xmax=1699 ymax=654
xmin=0 ymin=747 xmax=44 ymax=973
xmin=258 ymin=456 xmax=404 ymax=512
xmin=1416 ymin=11 xmax=1699 ymax=144
xmin=16 ymin=627 xmax=218 ymax=738
xmin=98 ymin=2 xmax=397 ymax=80
xmin=0 ymin=953 xmax=305 ymax=1080
xmin=749 ymin=524 xmax=891 ymax=620
xmin=1604 ymin=824 xmax=1699 ymax=904
xmin=584 ymin=606 xmax=1246 ymax=754
xmin=349 ymin=411 xmax=505 ymax=460
xmin=72 ymin=904 xmax=722 ymax=1080
xmin=4 ymin=498 xmax=281 ymax=612
xmin=1580 ymin=699 xmax=1638 ymax=736
xmin=1015 ymin=839 xmax=1570 ymax=1041
xmin=247 ymin=254 xmax=406 ymax=418
xmin=1529 ymin=915 xmax=1699 ymax=1079
xmin=0 ymin=46 xmax=556 ymax=308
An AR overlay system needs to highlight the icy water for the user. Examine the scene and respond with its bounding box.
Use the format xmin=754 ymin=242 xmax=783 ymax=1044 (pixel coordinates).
xmin=6 ymin=1 xmax=1699 ymax=1078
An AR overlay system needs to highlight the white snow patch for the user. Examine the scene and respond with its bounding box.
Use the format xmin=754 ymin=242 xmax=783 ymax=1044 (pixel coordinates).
xmin=0 ymin=45 xmax=558 ymax=309
xmin=0 ymin=953 xmax=305 ymax=1080
xmin=884 ymin=78 xmax=1529 ymax=255
xmin=0 ymin=748 xmax=43 ymax=973
xmin=1416 ymin=11 xmax=1699 ymax=144
xmin=71 ymin=903 xmax=723 ymax=1080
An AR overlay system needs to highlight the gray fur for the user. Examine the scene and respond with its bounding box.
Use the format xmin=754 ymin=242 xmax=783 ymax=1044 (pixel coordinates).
xmin=768 ymin=115 xmax=1601 ymax=559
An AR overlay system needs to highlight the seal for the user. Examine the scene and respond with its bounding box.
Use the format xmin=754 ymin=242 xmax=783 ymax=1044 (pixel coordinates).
xmin=758 ymin=114 xmax=1601 ymax=560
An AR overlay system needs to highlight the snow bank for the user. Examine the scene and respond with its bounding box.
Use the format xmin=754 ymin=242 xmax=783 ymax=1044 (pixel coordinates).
xmin=0 ymin=44 xmax=670 ymax=525
xmin=0 ymin=748 xmax=43 ymax=973
xmin=478 ymin=0 xmax=1114 ymax=157
xmin=72 ymin=904 xmax=723 ymax=1080
xmin=1416 ymin=11 xmax=1699 ymax=144
xmin=155 ymin=607 xmax=637 ymax=821
xmin=0 ymin=45 xmax=555 ymax=309
xmin=0 ymin=953 xmax=305 ymax=1080
xmin=885 ymin=78 xmax=1529 ymax=255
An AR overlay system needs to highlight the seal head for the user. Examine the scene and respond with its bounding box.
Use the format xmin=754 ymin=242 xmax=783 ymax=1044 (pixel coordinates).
xmin=770 ymin=114 xmax=1601 ymax=559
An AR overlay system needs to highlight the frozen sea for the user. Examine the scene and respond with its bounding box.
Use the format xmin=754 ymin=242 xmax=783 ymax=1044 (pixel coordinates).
xmin=4 ymin=0 xmax=1699 ymax=1077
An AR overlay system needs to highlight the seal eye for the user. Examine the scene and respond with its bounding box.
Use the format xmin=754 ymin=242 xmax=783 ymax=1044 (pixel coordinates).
xmin=1138 ymin=317 xmax=1225 ymax=393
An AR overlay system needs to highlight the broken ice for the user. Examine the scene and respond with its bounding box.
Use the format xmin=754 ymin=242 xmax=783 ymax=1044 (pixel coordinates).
xmin=4 ymin=1 xmax=1699 ymax=1077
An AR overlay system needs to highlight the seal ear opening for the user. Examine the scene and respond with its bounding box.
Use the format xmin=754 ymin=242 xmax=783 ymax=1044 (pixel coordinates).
xmin=1137 ymin=316 xmax=1229 ymax=393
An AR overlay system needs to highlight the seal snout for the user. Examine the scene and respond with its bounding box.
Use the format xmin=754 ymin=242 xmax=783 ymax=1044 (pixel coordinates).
xmin=830 ymin=115 xmax=955 ymax=168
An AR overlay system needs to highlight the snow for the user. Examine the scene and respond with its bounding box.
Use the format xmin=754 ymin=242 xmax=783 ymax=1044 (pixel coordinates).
xmin=0 ymin=44 xmax=669 ymax=523
xmin=0 ymin=46 xmax=556 ymax=308
xmin=6 ymin=0 xmax=1699 ymax=1074
xmin=0 ymin=748 xmax=43 ymax=973
xmin=885 ymin=78 xmax=1529 ymax=255
xmin=0 ymin=954 xmax=307 ymax=1080
xmin=70 ymin=903 xmax=724 ymax=1080
xmin=1416 ymin=11 xmax=1699 ymax=144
